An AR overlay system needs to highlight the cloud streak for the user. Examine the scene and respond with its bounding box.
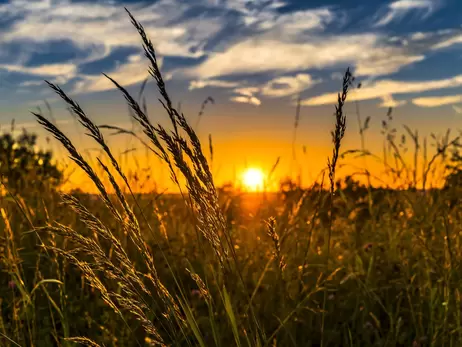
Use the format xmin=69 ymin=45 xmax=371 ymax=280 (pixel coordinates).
xmin=187 ymin=34 xmax=425 ymax=79
xmin=73 ymin=54 xmax=152 ymax=93
xmin=231 ymin=95 xmax=261 ymax=106
xmin=303 ymin=74 xmax=462 ymax=106
xmin=374 ymin=0 xmax=437 ymax=27
xmin=189 ymin=79 xmax=241 ymax=90
xmin=412 ymin=94 xmax=462 ymax=107
xmin=379 ymin=95 xmax=407 ymax=108
xmin=261 ymin=74 xmax=319 ymax=97
xmin=231 ymin=87 xmax=262 ymax=105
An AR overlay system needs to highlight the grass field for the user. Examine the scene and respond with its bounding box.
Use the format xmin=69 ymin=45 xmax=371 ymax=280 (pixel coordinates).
xmin=1 ymin=9 xmax=462 ymax=347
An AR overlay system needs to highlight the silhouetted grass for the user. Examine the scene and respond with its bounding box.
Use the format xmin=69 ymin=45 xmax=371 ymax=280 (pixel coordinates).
xmin=0 ymin=8 xmax=462 ymax=347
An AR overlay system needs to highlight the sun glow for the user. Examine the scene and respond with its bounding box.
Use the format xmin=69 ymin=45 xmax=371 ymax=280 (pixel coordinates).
xmin=242 ymin=168 xmax=265 ymax=192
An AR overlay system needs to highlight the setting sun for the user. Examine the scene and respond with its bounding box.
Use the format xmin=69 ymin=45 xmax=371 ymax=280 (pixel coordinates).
xmin=242 ymin=168 xmax=265 ymax=191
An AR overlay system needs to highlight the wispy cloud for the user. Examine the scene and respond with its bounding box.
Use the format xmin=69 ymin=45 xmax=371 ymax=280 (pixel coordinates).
xmin=379 ymin=95 xmax=407 ymax=108
xmin=302 ymin=74 xmax=462 ymax=106
xmin=261 ymin=74 xmax=319 ymax=97
xmin=73 ymin=54 xmax=152 ymax=93
xmin=431 ymin=34 xmax=462 ymax=50
xmin=189 ymin=79 xmax=241 ymax=90
xmin=412 ymin=94 xmax=462 ymax=107
xmin=209 ymin=73 xmax=318 ymax=104
xmin=0 ymin=63 xmax=76 ymax=80
xmin=374 ymin=0 xmax=437 ymax=27
xmin=231 ymin=87 xmax=261 ymax=105
xmin=187 ymin=33 xmax=425 ymax=79
xmin=234 ymin=87 xmax=260 ymax=97
xmin=230 ymin=95 xmax=261 ymax=106
xmin=220 ymin=0 xmax=331 ymax=32
xmin=19 ymin=80 xmax=44 ymax=87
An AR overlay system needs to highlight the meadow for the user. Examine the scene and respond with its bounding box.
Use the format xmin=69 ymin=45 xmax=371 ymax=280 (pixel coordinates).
xmin=1 ymin=9 xmax=462 ymax=347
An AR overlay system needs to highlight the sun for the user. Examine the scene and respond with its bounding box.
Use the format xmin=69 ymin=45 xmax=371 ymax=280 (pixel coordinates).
xmin=242 ymin=168 xmax=265 ymax=192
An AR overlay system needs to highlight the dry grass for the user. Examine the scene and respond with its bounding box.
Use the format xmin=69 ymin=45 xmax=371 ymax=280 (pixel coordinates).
xmin=0 ymin=8 xmax=462 ymax=347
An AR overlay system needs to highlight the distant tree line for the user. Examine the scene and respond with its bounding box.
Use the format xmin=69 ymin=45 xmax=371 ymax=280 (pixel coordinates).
xmin=0 ymin=130 xmax=62 ymax=193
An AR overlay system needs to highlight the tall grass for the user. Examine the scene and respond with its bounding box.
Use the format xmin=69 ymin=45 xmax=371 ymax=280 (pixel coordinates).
xmin=0 ymin=8 xmax=462 ymax=347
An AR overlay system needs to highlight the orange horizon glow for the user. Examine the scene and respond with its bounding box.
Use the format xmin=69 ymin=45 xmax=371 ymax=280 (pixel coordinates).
xmin=57 ymin=151 xmax=449 ymax=194
xmin=32 ymin=122 xmax=451 ymax=194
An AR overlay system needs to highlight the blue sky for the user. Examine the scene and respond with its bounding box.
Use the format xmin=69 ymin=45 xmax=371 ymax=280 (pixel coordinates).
xmin=0 ymin=0 xmax=462 ymax=188
xmin=1 ymin=0 xmax=461 ymax=109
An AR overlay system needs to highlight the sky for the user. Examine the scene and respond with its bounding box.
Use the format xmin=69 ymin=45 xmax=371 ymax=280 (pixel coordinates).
xmin=0 ymin=0 xmax=462 ymax=191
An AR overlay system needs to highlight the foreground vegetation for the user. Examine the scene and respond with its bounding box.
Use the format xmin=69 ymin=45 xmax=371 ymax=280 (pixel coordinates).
xmin=1 ymin=9 xmax=462 ymax=347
